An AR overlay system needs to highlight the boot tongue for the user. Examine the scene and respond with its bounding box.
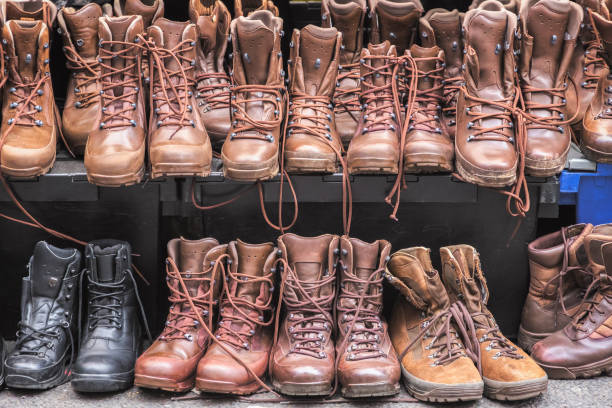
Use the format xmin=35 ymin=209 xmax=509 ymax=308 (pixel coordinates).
xmin=427 ymin=9 xmax=463 ymax=76
xmin=326 ymin=0 xmax=364 ymax=64
xmin=92 ymin=244 xmax=122 ymax=283
xmin=366 ymin=41 xmax=394 ymax=87
xmin=122 ymin=0 xmax=159 ymax=27
xmin=150 ymin=19 xmax=190 ymax=72
xmin=29 ymin=242 xmax=75 ymax=299
xmin=585 ymin=232 xmax=612 ymax=278
xmin=451 ymin=249 xmax=487 ymax=318
xmin=234 ymin=240 xmax=273 ymax=300
xmin=351 ymin=239 xmax=379 ymax=280
xmin=375 ymin=0 xmax=422 ymax=53
xmin=197 ymin=13 xmax=218 ymax=54
xmin=410 ymin=44 xmax=440 ymax=91
xmin=592 ymin=12 xmax=612 ymax=66
xmin=299 ymin=25 xmax=337 ymax=95
xmin=63 ymin=4 xmax=102 ymax=59
xmin=9 ymin=20 xmax=43 ymax=82
xmin=236 ymin=16 xmax=274 ymax=84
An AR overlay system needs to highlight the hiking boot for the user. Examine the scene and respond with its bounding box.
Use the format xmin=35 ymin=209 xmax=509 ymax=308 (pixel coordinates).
xmin=196 ymin=240 xmax=277 ymax=395
xmin=368 ymin=0 xmax=423 ymax=55
xmin=4 ymin=242 xmax=81 ymax=390
xmin=336 ymin=236 xmax=400 ymax=398
xmin=518 ymin=224 xmax=594 ymax=352
xmin=440 ymin=245 xmax=548 ymax=401
xmin=285 ymin=25 xmax=343 ymax=173
xmin=135 ymin=238 xmax=224 ymax=392
xmin=269 ymin=234 xmax=339 ymax=396
xmin=4 ymin=0 xmax=57 ymax=28
xmin=234 ymin=0 xmax=278 ymax=17
xmin=386 ymin=247 xmax=484 ymax=402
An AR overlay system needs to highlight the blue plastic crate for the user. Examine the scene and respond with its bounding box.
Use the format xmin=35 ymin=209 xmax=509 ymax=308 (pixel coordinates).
xmin=560 ymin=163 xmax=612 ymax=225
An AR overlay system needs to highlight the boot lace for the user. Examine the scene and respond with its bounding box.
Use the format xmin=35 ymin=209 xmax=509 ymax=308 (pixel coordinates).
xmin=582 ymin=9 xmax=607 ymax=91
xmin=521 ymin=82 xmax=570 ymax=133
xmin=4 ymin=75 xmax=50 ymax=127
xmin=405 ymin=54 xmax=445 ymax=134
xmin=14 ymin=320 xmax=74 ymax=362
xmin=333 ymin=62 xmax=361 ymax=124
xmin=196 ymin=71 xmax=230 ymax=112
xmin=442 ymin=75 xmax=463 ymax=129
xmin=159 ymin=256 xmax=217 ymax=341
xmin=215 ymin=255 xmax=275 ymax=350
xmin=229 ymin=84 xmax=285 ymax=142
xmin=358 ymin=54 xmax=400 ymax=135
xmin=571 ymin=275 xmax=612 ymax=334
xmin=63 ymin=44 xmax=99 ymax=109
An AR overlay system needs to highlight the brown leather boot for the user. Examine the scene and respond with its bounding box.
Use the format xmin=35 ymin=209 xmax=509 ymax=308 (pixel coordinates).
xmin=0 ymin=20 xmax=58 ymax=178
xmin=221 ymin=10 xmax=284 ymax=181
xmin=386 ymin=247 xmax=483 ymax=402
xmin=269 ymin=234 xmax=339 ymax=396
xmin=424 ymin=8 xmax=465 ymax=141
xmin=440 ymin=245 xmax=548 ymax=401
xmin=518 ymin=0 xmax=582 ymax=177
xmin=321 ymin=0 xmax=366 ymax=146
xmin=347 ymin=41 xmax=400 ymax=174
xmin=189 ymin=0 xmax=232 ymax=148
xmin=113 ymin=0 xmax=164 ymax=27
xmin=84 ymin=15 xmax=146 ymax=187
xmin=455 ymin=2 xmax=518 ymax=187
xmin=196 ymin=240 xmax=277 ymax=395
xmin=518 ymin=224 xmax=595 ymax=352
xmin=582 ymin=10 xmax=612 ymax=163
xmin=336 ymin=237 xmax=400 ymax=398
xmin=147 ymin=19 xmax=212 ymax=178
xmin=403 ymin=32 xmax=454 ymax=173
xmin=4 ymin=0 xmax=57 ymax=28
xmin=135 ymin=238 xmax=224 ymax=392
xmin=368 ymin=0 xmax=423 ymax=55
xmin=469 ymin=0 xmax=520 ymax=14
xmin=532 ymin=225 xmax=612 ymax=379
xmin=567 ymin=0 xmax=609 ymax=129
xmin=58 ymin=3 xmax=104 ymax=156
xmin=285 ymin=25 xmax=343 ymax=173
xmin=234 ymin=0 xmax=278 ymax=17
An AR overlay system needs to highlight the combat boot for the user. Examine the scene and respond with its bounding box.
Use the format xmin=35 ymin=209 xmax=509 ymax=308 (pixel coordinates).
xmin=567 ymin=0 xmax=609 ymax=129
xmin=518 ymin=0 xmax=582 ymax=177
xmin=424 ymin=8 xmax=465 ymax=140
xmin=4 ymin=242 xmax=81 ymax=390
xmin=196 ymin=240 xmax=277 ymax=395
xmin=269 ymin=234 xmax=339 ymax=396
xmin=221 ymin=10 xmax=284 ymax=181
xmin=234 ymin=0 xmax=278 ymax=17
xmin=582 ymin=10 xmax=612 ymax=163
xmin=84 ymin=15 xmax=146 ymax=187
xmin=189 ymin=0 xmax=232 ymax=148
xmin=368 ymin=0 xmax=423 ymax=55
xmin=147 ymin=19 xmax=212 ymax=178
xmin=321 ymin=0 xmax=366 ymax=146
xmin=58 ymin=3 xmax=104 ymax=155
xmin=336 ymin=237 xmax=400 ymax=398
xmin=440 ymin=245 xmax=548 ymax=401
xmin=532 ymin=225 xmax=612 ymax=379
xmin=386 ymin=247 xmax=483 ymax=402
xmin=518 ymin=224 xmax=594 ymax=352
xmin=0 ymin=19 xmax=58 ymax=178
xmin=72 ymin=240 xmax=150 ymax=392
xmin=135 ymin=238 xmax=224 ymax=392
xmin=113 ymin=0 xmax=164 ymax=28
xmin=403 ymin=23 xmax=454 ymax=173
xmin=455 ymin=1 xmax=518 ymax=187
xmin=469 ymin=0 xmax=520 ymax=14
xmin=347 ymin=41 xmax=400 ymax=174
xmin=285 ymin=25 xmax=343 ymax=173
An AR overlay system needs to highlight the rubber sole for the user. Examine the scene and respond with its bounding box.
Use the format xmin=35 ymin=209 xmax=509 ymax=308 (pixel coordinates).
xmin=284 ymin=156 xmax=339 ymax=174
xmin=525 ymin=150 xmax=568 ymax=178
xmin=404 ymin=152 xmax=453 ymax=174
xmin=401 ymin=366 xmax=483 ymax=402
xmin=1 ymin=154 xmax=56 ymax=179
xmin=271 ymin=379 xmax=333 ymax=396
xmin=5 ymin=357 xmax=71 ymax=390
xmin=347 ymin=157 xmax=398 ymax=175
xmin=87 ymin=166 xmax=145 ymax=187
xmin=455 ymin=153 xmax=517 ymax=188
xmin=341 ymin=381 xmax=400 ymax=398
xmin=221 ymin=154 xmax=279 ymax=182
xmin=580 ymin=139 xmax=612 ymax=164
xmin=517 ymin=325 xmax=552 ymax=354
xmin=71 ymin=369 xmax=134 ymax=393
xmin=150 ymin=163 xmax=211 ymax=179
xmin=483 ymin=376 xmax=548 ymax=401
xmin=538 ymin=355 xmax=612 ymax=380
xmin=134 ymin=373 xmax=194 ymax=393
xmin=195 ymin=377 xmax=261 ymax=395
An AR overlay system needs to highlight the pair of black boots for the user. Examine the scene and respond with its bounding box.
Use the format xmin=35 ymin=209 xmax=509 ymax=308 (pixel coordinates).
xmin=3 ymin=240 xmax=150 ymax=392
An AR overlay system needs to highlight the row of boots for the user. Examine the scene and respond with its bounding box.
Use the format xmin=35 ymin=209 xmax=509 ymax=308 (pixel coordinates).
xmin=133 ymin=234 xmax=547 ymax=402
xmin=3 ymin=239 xmax=150 ymax=393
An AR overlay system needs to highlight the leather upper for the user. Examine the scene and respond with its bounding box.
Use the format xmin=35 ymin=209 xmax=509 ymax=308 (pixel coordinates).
xmin=368 ymin=0 xmax=423 ymax=55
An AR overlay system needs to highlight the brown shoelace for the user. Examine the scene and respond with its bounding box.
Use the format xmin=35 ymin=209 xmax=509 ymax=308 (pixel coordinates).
xmin=570 ymin=275 xmax=612 ymax=334
xmin=147 ymin=37 xmax=197 ymax=131
xmin=159 ymin=256 xmax=217 ymax=341
xmin=336 ymin=265 xmax=385 ymax=361
xmin=442 ymin=75 xmax=463 ymax=130
xmin=196 ymin=71 xmax=231 ymax=112
xmin=63 ymin=45 xmax=99 ymax=109
xmin=358 ymin=55 xmax=401 ymax=135
xmin=405 ymin=55 xmax=445 ymax=134
xmin=333 ymin=62 xmax=361 ymax=123
xmin=230 ymin=84 xmax=284 ymax=142
xmin=521 ymin=82 xmax=571 ymax=132
xmin=215 ymin=254 xmax=275 ymax=350
xmin=582 ymin=9 xmax=607 ymax=92
xmin=273 ymin=257 xmax=336 ymax=359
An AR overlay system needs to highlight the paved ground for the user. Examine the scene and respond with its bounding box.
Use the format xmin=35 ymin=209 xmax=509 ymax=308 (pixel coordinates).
xmin=0 ymin=377 xmax=609 ymax=408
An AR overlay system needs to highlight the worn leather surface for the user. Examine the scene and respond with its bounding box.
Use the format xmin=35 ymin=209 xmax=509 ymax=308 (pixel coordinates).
xmin=368 ymin=0 xmax=423 ymax=55
xmin=4 ymin=0 xmax=57 ymax=28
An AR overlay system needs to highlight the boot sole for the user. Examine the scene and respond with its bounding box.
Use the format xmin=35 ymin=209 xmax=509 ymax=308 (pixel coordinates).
xmin=87 ymin=166 xmax=145 ymax=187
xmin=134 ymin=373 xmax=194 ymax=392
xmin=580 ymin=138 xmax=612 ymax=163
xmin=455 ymin=151 xmax=516 ymax=188
xmin=537 ymin=355 xmax=612 ymax=380
xmin=404 ymin=153 xmax=453 ymax=174
xmin=348 ymin=157 xmax=398 ymax=175
xmin=5 ymin=356 xmax=70 ymax=390
xmin=483 ymin=376 xmax=548 ymax=401
xmin=401 ymin=365 xmax=483 ymax=402
xmin=150 ymin=163 xmax=211 ymax=179
xmin=517 ymin=325 xmax=552 ymax=354
xmin=271 ymin=379 xmax=332 ymax=396
xmin=1 ymin=154 xmax=56 ymax=179
xmin=341 ymin=381 xmax=400 ymax=398
xmin=71 ymin=369 xmax=134 ymax=392
xmin=195 ymin=377 xmax=261 ymax=395
xmin=221 ymin=155 xmax=279 ymax=182
xmin=525 ymin=149 xmax=568 ymax=178
xmin=284 ymin=156 xmax=339 ymax=174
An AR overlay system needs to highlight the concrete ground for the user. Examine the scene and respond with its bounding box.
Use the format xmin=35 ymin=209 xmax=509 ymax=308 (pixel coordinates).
xmin=0 ymin=377 xmax=609 ymax=408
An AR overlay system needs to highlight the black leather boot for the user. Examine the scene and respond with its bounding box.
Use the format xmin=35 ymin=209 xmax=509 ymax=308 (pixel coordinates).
xmin=71 ymin=240 xmax=151 ymax=392
xmin=4 ymin=241 xmax=81 ymax=389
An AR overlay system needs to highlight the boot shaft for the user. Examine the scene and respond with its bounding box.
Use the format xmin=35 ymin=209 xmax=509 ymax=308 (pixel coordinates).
xmin=113 ymin=0 xmax=164 ymax=28
xmin=368 ymin=0 xmax=423 ymax=55
xmin=470 ymin=0 xmax=519 ymax=14
xmin=423 ymin=8 xmax=464 ymax=80
xmin=189 ymin=0 xmax=231 ymax=74
xmin=234 ymin=0 xmax=279 ymax=17
xmin=3 ymin=0 xmax=57 ymax=28
xmin=321 ymin=0 xmax=366 ymax=66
